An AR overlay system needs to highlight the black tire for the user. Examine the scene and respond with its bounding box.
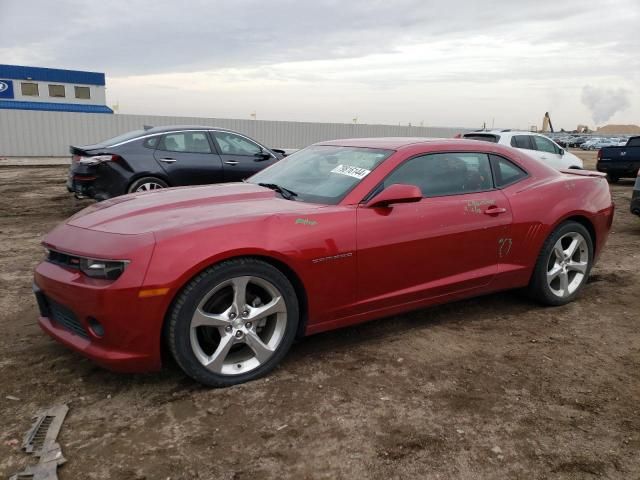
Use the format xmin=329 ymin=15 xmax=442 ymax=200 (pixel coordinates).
xmin=167 ymin=258 xmax=299 ymax=387
xmin=527 ymin=221 xmax=594 ymax=306
xmin=606 ymin=174 xmax=619 ymax=184
xmin=128 ymin=176 xmax=168 ymax=193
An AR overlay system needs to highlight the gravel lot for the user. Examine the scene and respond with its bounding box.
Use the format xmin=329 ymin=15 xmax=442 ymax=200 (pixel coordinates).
xmin=1 ymin=151 xmax=638 ymax=479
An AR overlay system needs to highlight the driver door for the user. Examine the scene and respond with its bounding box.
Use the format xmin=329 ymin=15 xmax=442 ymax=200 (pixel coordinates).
xmin=210 ymin=130 xmax=277 ymax=181
xmin=355 ymin=152 xmax=512 ymax=312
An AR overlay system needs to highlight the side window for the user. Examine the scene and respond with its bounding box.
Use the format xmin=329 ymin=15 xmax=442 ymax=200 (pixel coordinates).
xmin=490 ymin=155 xmax=528 ymax=187
xmin=21 ymin=82 xmax=39 ymax=96
xmin=384 ymin=152 xmax=493 ymax=197
xmin=511 ymin=135 xmax=534 ymax=150
xmin=48 ymin=84 xmax=65 ymax=98
xmin=75 ymin=86 xmax=91 ymax=99
xmin=160 ymin=132 xmax=211 ymax=154
xmin=532 ymin=136 xmax=558 ymax=154
xmin=213 ymin=131 xmax=262 ymax=156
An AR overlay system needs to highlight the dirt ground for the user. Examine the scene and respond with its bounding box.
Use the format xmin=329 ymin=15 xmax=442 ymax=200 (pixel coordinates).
xmin=1 ymin=151 xmax=638 ymax=479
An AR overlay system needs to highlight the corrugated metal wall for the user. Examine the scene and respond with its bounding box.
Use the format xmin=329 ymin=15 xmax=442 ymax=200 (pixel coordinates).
xmin=0 ymin=110 xmax=469 ymax=157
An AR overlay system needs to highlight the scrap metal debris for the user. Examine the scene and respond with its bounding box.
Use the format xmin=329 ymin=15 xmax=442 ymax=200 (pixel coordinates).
xmin=10 ymin=404 xmax=69 ymax=480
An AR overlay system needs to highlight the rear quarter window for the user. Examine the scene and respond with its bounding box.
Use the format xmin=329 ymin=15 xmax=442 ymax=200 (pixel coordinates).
xmin=143 ymin=136 xmax=161 ymax=149
xmin=490 ymin=155 xmax=528 ymax=187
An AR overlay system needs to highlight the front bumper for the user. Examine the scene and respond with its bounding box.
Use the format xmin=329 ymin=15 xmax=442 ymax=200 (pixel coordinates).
xmin=33 ymin=226 xmax=169 ymax=373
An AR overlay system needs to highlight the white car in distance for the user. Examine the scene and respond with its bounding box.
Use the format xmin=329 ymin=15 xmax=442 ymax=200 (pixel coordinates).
xmin=462 ymin=130 xmax=584 ymax=170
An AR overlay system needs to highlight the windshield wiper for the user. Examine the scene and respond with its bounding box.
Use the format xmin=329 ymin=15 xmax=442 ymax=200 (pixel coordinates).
xmin=257 ymin=182 xmax=298 ymax=200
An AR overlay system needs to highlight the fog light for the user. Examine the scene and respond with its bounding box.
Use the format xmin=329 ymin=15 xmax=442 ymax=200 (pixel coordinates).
xmin=87 ymin=317 xmax=105 ymax=338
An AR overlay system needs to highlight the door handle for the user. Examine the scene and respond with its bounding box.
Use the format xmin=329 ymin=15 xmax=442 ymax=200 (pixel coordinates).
xmin=484 ymin=206 xmax=507 ymax=215
xmin=540 ymin=156 xmax=548 ymax=160
xmin=159 ymin=158 xmax=176 ymax=163
xmin=224 ymin=161 xmax=239 ymax=166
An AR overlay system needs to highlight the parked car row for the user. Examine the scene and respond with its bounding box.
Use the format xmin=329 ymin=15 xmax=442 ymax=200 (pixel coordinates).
xmin=580 ymin=137 xmax=628 ymax=150
xmin=550 ymin=135 xmax=629 ymax=150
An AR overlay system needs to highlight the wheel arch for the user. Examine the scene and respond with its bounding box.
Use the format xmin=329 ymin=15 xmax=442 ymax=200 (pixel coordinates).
xmin=159 ymin=252 xmax=309 ymax=365
xmin=554 ymin=214 xmax=597 ymax=254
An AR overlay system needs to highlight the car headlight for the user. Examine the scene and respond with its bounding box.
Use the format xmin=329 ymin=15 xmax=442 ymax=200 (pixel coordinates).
xmin=79 ymin=258 xmax=129 ymax=280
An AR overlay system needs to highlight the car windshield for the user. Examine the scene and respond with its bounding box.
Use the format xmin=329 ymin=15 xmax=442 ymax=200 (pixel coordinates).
xmin=248 ymin=145 xmax=394 ymax=204
xmin=102 ymin=130 xmax=146 ymax=146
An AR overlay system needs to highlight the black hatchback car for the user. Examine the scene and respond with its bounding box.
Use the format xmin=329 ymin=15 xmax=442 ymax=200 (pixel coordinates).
xmin=67 ymin=126 xmax=286 ymax=200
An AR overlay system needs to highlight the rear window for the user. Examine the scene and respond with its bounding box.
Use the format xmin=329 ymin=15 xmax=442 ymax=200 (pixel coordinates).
xmin=627 ymin=137 xmax=640 ymax=147
xmin=463 ymin=134 xmax=500 ymax=143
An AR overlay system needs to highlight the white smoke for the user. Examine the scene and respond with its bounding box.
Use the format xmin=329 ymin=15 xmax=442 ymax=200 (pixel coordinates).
xmin=581 ymin=85 xmax=630 ymax=125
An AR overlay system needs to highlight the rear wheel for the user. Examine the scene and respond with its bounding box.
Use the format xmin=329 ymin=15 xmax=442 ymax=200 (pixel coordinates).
xmin=128 ymin=176 xmax=168 ymax=193
xmin=168 ymin=258 xmax=299 ymax=387
xmin=527 ymin=221 xmax=593 ymax=306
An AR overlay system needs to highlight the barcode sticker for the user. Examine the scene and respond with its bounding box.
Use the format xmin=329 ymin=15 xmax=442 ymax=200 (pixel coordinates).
xmin=330 ymin=164 xmax=371 ymax=179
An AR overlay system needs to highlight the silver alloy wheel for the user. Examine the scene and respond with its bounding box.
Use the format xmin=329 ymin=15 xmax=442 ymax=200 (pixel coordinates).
xmin=135 ymin=182 xmax=164 ymax=192
xmin=189 ymin=276 xmax=288 ymax=375
xmin=546 ymin=232 xmax=589 ymax=298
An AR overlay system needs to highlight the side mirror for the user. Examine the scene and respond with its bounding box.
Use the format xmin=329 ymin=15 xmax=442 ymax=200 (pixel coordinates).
xmin=365 ymin=184 xmax=422 ymax=208
xmin=254 ymin=149 xmax=272 ymax=161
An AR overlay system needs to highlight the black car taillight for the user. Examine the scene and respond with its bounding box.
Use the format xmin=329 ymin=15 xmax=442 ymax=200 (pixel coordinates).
xmin=78 ymin=154 xmax=120 ymax=166
xmin=597 ymin=149 xmax=602 ymax=160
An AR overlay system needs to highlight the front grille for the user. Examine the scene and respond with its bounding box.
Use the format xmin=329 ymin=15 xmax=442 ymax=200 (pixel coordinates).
xmin=47 ymin=298 xmax=89 ymax=339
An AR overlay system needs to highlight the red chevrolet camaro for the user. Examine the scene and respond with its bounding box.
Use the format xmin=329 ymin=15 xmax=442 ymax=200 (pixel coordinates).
xmin=34 ymin=138 xmax=614 ymax=386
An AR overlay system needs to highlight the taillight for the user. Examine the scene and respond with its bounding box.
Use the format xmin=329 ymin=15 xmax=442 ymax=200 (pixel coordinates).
xmin=78 ymin=154 xmax=119 ymax=166
xmin=597 ymin=149 xmax=602 ymax=160
xmin=72 ymin=155 xmax=81 ymax=162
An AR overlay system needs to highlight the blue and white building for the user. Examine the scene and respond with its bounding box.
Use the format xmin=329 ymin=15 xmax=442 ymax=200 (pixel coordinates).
xmin=0 ymin=64 xmax=113 ymax=114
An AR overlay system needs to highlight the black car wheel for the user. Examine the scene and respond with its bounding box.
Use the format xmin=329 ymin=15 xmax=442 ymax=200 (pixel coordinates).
xmin=606 ymin=174 xmax=619 ymax=184
xmin=527 ymin=221 xmax=593 ymax=306
xmin=128 ymin=176 xmax=168 ymax=193
xmin=167 ymin=258 xmax=300 ymax=387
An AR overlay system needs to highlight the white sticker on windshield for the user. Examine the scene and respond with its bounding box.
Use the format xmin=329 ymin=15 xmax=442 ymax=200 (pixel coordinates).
xmin=330 ymin=164 xmax=371 ymax=179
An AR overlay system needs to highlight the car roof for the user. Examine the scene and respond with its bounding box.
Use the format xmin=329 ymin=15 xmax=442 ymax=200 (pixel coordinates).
xmin=465 ymin=130 xmax=546 ymax=137
xmin=142 ymin=125 xmax=236 ymax=135
xmin=316 ymin=137 xmax=472 ymax=150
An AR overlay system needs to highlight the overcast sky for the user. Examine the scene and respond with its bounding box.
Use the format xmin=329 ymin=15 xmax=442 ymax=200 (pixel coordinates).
xmin=1 ymin=0 xmax=638 ymax=129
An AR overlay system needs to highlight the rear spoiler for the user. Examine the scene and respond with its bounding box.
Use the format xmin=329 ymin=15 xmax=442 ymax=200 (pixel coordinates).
xmin=559 ymin=169 xmax=606 ymax=178
xmin=70 ymin=145 xmax=89 ymax=156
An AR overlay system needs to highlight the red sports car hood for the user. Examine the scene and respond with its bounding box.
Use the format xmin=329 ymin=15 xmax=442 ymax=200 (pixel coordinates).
xmin=67 ymin=183 xmax=324 ymax=235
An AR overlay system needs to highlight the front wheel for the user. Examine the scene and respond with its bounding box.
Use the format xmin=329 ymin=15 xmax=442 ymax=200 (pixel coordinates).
xmin=527 ymin=221 xmax=593 ymax=306
xmin=128 ymin=176 xmax=168 ymax=193
xmin=167 ymin=258 xmax=299 ymax=387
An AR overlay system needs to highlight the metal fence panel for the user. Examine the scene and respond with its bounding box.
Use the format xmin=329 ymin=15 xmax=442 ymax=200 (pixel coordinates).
xmin=0 ymin=110 xmax=469 ymax=157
